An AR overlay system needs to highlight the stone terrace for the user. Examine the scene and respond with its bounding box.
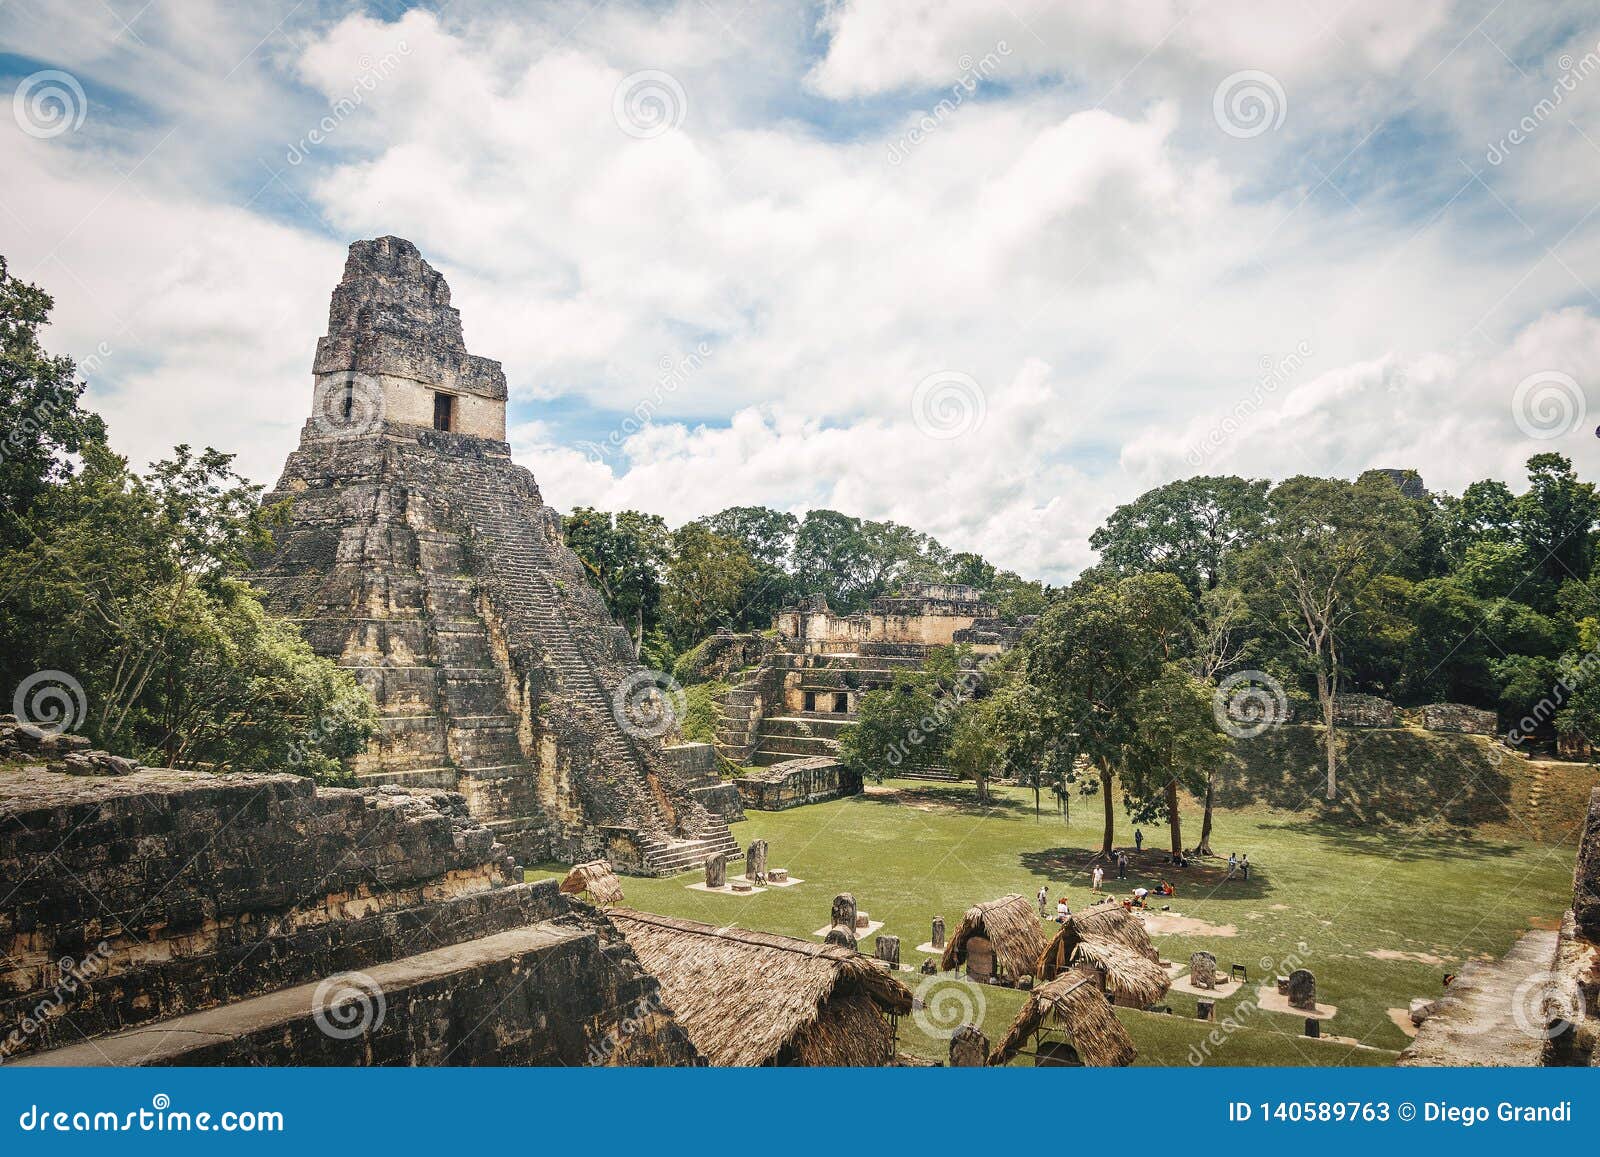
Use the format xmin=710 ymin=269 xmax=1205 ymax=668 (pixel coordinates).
xmin=0 ymin=755 xmax=699 ymax=1066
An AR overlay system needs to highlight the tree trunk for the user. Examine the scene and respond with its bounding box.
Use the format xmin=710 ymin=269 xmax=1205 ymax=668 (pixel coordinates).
xmin=1167 ymin=778 xmax=1182 ymax=859
xmin=975 ymin=763 xmax=989 ymax=805
xmin=1196 ymin=773 xmax=1215 ymax=856
xmin=1317 ymin=662 xmax=1338 ymax=800
xmin=1099 ymin=762 xmax=1115 ymax=855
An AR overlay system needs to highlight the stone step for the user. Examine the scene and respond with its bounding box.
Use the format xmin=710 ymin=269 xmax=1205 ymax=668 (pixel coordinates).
xmin=355 ymin=767 xmax=460 ymax=789
xmin=1400 ymin=929 xmax=1561 ymax=1066
xmin=12 ymin=921 xmax=591 ymax=1067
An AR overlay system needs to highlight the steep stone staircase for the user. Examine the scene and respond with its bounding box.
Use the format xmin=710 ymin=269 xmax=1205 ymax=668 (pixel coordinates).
xmin=714 ymin=678 xmax=763 ymax=766
xmin=434 ymin=455 xmax=737 ymax=875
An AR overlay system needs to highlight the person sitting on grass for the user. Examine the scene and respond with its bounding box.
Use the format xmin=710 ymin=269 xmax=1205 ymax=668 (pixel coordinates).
xmin=1056 ymin=897 xmax=1071 ymax=922
xmin=1131 ymin=886 xmax=1150 ymax=908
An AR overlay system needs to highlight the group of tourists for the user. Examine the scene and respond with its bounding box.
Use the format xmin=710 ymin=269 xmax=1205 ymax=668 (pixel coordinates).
xmin=1225 ymin=852 xmax=1252 ymax=881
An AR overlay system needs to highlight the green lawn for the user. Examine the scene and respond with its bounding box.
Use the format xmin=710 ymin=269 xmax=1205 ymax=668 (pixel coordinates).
xmin=530 ymin=778 xmax=1582 ymax=1066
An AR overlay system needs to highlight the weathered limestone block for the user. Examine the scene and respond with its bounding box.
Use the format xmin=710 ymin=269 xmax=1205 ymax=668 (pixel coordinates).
xmin=875 ymin=935 xmax=900 ymax=968
xmin=704 ymin=854 xmax=726 ymax=890
xmin=824 ymin=926 xmax=857 ymax=950
xmin=745 ymin=839 xmax=768 ymax=883
xmin=931 ymin=916 xmax=945 ymax=949
xmin=1421 ymin=702 xmax=1498 ymax=736
xmin=1333 ymin=694 xmax=1395 ymax=728
xmin=1190 ymin=951 xmax=1217 ymax=990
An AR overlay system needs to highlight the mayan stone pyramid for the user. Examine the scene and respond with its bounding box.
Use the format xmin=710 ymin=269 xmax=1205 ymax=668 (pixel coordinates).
xmin=252 ymin=236 xmax=740 ymax=875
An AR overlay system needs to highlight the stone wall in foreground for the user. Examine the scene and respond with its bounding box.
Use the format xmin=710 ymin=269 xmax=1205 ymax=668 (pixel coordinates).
xmin=0 ymin=758 xmax=698 ymax=1066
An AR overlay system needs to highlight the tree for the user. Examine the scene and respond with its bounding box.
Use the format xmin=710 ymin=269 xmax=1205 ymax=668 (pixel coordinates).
xmin=1234 ymin=474 xmax=1417 ymax=799
xmin=989 ymin=570 xmax=1050 ymax=620
xmin=1516 ymin=453 xmax=1599 ymax=605
xmin=0 ymin=256 xmax=108 ymax=552
xmin=838 ymin=647 xmax=978 ymax=782
xmin=0 ymin=443 xmax=375 ymax=777
xmin=1021 ymin=572 xmax=1195 ymax=854
xmin=700 ymin=506 xmax=797 ymax=570
xmin=564 ymin=508 xmax=670 ymax=654
xmin=1400 ymin=578 xmax=1497 ymax=706
xmin=1189 ymin=585 xmax=1251 ymax=855
xmin=946 ymin=551 xmax=996 ymax=591
xmin=698 ymin=506 xmax=798 ymax=628
xmin=1125 ymin=665 xmax=1228 ymax=859
xmin=793 ymin=509 xmax=872 ymax=607
xmin=1089 ymin=476 xmax=1268 ymax=596
xmin=662 ymin=522 xmax=758 ymax=646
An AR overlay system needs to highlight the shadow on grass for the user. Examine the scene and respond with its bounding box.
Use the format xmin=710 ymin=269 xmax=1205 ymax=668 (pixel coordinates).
xmin=1019 ymin=847 xmax=1274 ymax=900
xmin=861 ymin=781 xmax=1031 ymax=815
xmin=1267 ymin=816 xmax=1525 ymax=863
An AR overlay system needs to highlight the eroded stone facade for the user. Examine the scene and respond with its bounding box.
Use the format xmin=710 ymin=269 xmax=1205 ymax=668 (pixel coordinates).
xmin=715 ymin=584 xmax=1026 ymax=775
xmin=0 ymin=754 xmax=700 ymax=1066
xmin=252 ymin=237 xmax=738 ymax=875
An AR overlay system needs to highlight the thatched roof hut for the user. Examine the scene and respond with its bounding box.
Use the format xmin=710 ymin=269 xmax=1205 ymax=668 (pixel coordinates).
xmin=940 ymin=894 xmax=1051 ymax=984
xmin=1035 ymin=905 xmax=1167 ymax=1007
xmin=558 ymin=860 xmax=624 ymax=907
xmin=1072 ymin=940 xmax=1170 ymax=1007
xmin=1037 ymin=904 xmax=1158 ymax=977
xmin=988 ymin=967 xmax=1137 ymax=1067
xmin=609 ymin=909 xmax=913 ymax=1067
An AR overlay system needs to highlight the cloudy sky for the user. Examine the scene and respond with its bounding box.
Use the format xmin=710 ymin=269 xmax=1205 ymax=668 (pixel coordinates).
xmin=2 ymin=0 xmax=1598 ymax=581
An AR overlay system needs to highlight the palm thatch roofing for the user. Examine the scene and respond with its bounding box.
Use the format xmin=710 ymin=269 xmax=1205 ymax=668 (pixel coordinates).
xmin=1071 ymin=940 xmax=1170 ymax=1007
xmin=609 ymin=908 xmax=913 ymax=1067
xmin=940 ymin=894 xmax=1052 ymax=980
xmin=988 ymin=967 xmax=1137 ymax=1067
xmin=558 ymin=860 xmax=624 ymax=907
xmin=1037 ymin=904 xmax=1159 ymax=980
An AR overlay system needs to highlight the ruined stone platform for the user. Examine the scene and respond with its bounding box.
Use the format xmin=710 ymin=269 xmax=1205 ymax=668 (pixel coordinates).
xmin=0 ymin=761 xmax=699 ymax=1066
xmin=250 ymin=236 xmax=739 ymax=876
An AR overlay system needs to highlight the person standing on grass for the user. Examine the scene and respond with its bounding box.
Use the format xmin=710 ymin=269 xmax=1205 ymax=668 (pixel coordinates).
xmin=1091 ymin=864 xmax=1104 ymax=891
xmin=1037 ymin=883 xmax=1049 ymax=915
xmin=1134 ymin=829 xmax=1143 ymax=853
xmin=1116 ymin=851 xmax=1128 ymax=880
xmin=1241 ymin=853 xmax=1250 ymax=881
xmin=1227 ymin=852 xmax=1237 ymax=881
